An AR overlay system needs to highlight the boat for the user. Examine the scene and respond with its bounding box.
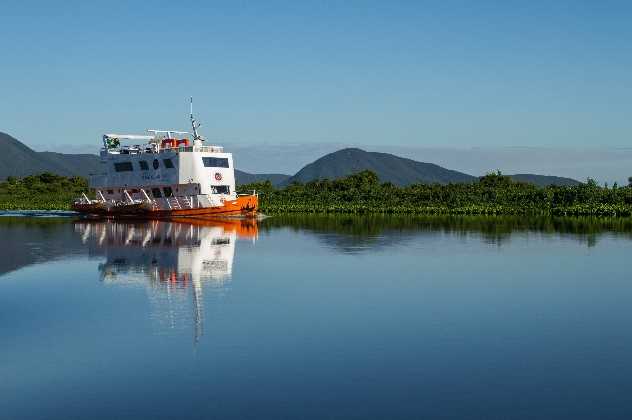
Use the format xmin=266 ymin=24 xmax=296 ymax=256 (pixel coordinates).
xmin=73 ymin=99 xmax=258 ymax=219
xmin=72 ymin=194 xmax=107 ymax=214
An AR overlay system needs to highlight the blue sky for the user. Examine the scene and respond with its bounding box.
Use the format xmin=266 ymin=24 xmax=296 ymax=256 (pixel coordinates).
xmin=1 ymin=0 xmax=631 ymax=177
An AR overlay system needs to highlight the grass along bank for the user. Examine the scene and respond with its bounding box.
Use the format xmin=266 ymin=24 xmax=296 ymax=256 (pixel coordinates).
xmin=0 ymin=173 xmax=90 ymax=210
xmin=2 ymin=171 xmax=632 ymax=217
xmin=240 ymin=171 xmax=632 ymax=217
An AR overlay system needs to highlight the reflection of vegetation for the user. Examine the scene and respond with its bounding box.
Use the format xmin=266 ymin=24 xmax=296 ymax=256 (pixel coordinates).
xmin=262 ymin=213 xmax=632 ymax=249
xmin=0 ymin=215 xmax=72 ymax=228
xmin=0 ymin=216 xmax=86 ymax=276
xmin=243 ymin=171 xmax=632 ymax=217
xmin=0 ymin=174 xmax=89 ymax=210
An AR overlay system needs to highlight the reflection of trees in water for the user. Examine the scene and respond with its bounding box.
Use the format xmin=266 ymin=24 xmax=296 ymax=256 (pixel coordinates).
xmin=261 ymin=214 xmax=632 ymax=250
xmin=0 ymin=216 xmax=87 ymax=275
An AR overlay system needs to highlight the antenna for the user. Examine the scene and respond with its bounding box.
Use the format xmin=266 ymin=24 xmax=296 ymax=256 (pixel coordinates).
xmin=190 ymin=97 xmax=203 ymax=142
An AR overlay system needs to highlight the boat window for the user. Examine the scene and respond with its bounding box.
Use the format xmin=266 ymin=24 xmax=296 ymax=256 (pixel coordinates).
xmin=151 ymin=188 xmax=162 ymax=198
xmin=163 ymin=158 xmax=175 ymax=169
xmin=163 ymin=187 xmax=173 ymax=197
xmin=139 ymin=160 xmax=149 ymax=171
xmin=153 ymin=159 xmax=160 ymax=170
xmin=211 ymin=185 xmax=230 ymax=194
xmin=202 ymin=157 xmax=229 ymax=168
xmin=107 ymin=190 xmax=114 ymax=194
xmin=114 ymin=162 xmax=134 ymax=172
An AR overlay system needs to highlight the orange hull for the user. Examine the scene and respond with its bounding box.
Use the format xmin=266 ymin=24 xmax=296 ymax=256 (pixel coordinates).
xmin=74 ymin=195 xmax=258 ymax=219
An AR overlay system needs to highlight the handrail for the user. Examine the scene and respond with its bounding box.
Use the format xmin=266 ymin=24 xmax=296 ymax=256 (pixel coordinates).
xmin=236 ymin=189 xmax=258 ymax=197
xmin=100 ymin=145 xmax=225 ymax=154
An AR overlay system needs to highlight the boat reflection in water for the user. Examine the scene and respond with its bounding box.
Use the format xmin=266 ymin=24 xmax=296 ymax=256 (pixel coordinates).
xmin=74 ymin=218 xmax=258 ymax=344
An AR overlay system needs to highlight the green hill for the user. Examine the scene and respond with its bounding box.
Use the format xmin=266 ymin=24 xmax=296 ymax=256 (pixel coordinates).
xmin=286 ymin=148 xmax=477 ymax=186
xmin=37 ymin=151 xmax=102 ymax=179
xmin=283 ymin=148 xmax=583 ymax=187
xmin=508 ymin=173 xmax=581 ymax=187
xmin=235 ymin=170 xmax=290 ymax=186
xmin=0 ymin=132 xmax=100 ymax=179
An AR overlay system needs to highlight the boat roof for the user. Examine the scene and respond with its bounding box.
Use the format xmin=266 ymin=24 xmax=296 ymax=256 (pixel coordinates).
xmin=104 ymin=130 xmax=192 ymax=141
xmin=104 ymin=134 xmax=155 ymax=141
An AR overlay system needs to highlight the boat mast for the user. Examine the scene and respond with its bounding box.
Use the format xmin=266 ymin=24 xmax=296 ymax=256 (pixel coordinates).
xmin=190 ymin=97 xmax=203 ymax=142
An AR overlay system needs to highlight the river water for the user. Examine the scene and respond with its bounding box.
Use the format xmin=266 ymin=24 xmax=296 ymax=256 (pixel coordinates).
xmin=1 ymin=215 xmax=631 ymax=419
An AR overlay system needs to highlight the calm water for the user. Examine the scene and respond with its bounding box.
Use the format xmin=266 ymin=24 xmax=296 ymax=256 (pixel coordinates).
xmin=1 ymin=214 xmax=632 ymax=419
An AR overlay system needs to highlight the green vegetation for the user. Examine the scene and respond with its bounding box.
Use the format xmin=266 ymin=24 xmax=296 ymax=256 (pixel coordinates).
xmin=1 ymin=170 xmax=632 ymax=218
xmin=241 ymin=170 xmax=632 ymax=217
xmin=0 ymin=173 xmax=89 ymax=210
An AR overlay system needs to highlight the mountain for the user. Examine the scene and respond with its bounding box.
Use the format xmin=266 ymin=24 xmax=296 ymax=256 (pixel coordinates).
xmin=0 ymin=132 xmax=70 ymax=178
xmin=234 ymin=170 xmax=290 ymax=186
xmin=0 ymin=132 xmax=100 ymax=179
xmin=286 ymin=148 xmax=477 ymax=186
xmin=507 ymin=174 xmax=581 ymax=187
xmin=0 ymin=132 xmax=583 ymax=187
xmin=37 ymin=152 xmax=101 ymax=178
xmin=284 ymin=148 xmax=582 ymax=187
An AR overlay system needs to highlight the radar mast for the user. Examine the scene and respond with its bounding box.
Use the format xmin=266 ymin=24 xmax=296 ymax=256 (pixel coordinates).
xmin=190 ymin=97 xmax=203 ymax=142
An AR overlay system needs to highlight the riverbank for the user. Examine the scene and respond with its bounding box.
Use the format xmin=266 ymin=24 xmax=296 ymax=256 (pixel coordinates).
xmin=258 ymin=203 xmax=632 ymax=217
xmin=0 ymin=173 xmax=89 ymax=211
xmin=2 ymin=171 xmax=632 ymax=217
xmin=248 ymin=171 xmax=632 ymax=217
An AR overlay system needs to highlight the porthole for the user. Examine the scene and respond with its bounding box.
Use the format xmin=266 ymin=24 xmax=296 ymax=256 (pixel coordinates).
xmin=153 ymin=159 xmax=159 ymax=169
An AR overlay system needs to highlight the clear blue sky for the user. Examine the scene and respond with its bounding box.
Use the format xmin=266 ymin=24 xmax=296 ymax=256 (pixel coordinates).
xmin=1 ymin=0 xmax=631 ymax=150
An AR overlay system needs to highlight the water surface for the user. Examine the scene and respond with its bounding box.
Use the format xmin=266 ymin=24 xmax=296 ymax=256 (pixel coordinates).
xmin=1 ymin=215 xmax=631 ymax=419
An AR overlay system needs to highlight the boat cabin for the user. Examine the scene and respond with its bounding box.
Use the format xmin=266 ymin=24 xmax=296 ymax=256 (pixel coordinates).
xmin=90 ymin=130 xmax=237 ymax=211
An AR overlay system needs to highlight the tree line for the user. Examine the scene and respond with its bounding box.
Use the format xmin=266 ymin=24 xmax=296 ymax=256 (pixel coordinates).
xmin=0 ymin=173 xmax=89 ymax=210
xmin=1 ymin=171 xmax=632 ymax=216
xmin=240 ymin=170 xmax=632 ymax=217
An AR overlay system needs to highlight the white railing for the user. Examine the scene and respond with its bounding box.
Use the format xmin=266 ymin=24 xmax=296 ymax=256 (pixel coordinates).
xmin=237 ymin=189 xmax=258 ymax=197
xmin=162 ymin=196 xmax=201 ymax=210
xmin=100 ymin=144 xmax=225 ymax=155
xmin=175 ymin=145 xmax=224 ymax=153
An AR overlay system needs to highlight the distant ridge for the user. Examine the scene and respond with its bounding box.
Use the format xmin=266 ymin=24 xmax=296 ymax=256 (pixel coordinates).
xmin=507 ymin=173 xmax=581 ymax=187
xmin=0 ymin=132 xmax=100 ymax=179
xmin=0 ymin=132 xmax=582 ymax=187
xmin=235 ymin=170 xmax=290 ymax=186
xmin=285 ymin=148 xmax=476 ymax=186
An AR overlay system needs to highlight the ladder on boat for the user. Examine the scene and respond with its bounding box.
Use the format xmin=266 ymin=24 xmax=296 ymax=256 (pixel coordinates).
xmin=167 ymin=197 xmax=182 ymax=210
xmin=165 ymin=196 xmax=195 ymax=210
